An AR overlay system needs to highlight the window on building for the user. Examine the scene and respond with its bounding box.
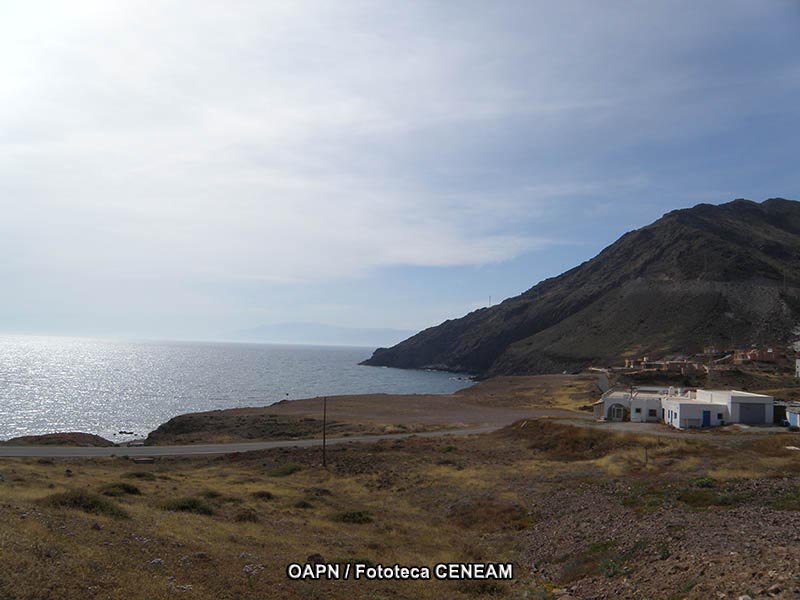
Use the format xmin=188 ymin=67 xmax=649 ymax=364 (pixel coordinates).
xmin=717 ymin=413 xmax=723 ymax=420
xmin=648 ymin=409 xmax=657 ymax=417
xmin=634 ymin=408 xmax=642 ymax=414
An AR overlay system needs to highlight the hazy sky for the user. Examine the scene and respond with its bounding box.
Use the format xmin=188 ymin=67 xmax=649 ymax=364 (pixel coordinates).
xmin=2 ymin=1 xmax=799 ymax=340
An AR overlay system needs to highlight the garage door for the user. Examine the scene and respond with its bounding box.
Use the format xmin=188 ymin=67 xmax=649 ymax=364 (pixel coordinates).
xmin=739 ymin=403 xmax=765 ymax=424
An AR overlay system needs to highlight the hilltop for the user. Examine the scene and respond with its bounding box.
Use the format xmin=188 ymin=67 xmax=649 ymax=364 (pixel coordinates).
xmin=363 ymin=198 xmax=800 ymax=376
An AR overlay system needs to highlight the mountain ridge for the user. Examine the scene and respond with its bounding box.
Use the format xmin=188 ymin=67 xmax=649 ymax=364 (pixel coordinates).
xmin=362 ymin=198 xmax=800 ymax=376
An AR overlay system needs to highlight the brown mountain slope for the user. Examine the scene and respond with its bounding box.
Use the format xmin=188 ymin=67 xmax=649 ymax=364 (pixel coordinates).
xmin=362 ymin=198 xmax=800 ymax=375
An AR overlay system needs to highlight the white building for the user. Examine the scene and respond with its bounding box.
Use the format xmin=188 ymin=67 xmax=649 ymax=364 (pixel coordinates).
xmin=630 ymin=393 xmax=664 ymax=423
xmin=593 ymin=387 xmax=676 ymax=423
xmin=695 ymin=389 xmax=773 ymax=425
xmin=595 ymin=387 xmax=773 ymax=429
xmin=785 ymin=406 xmax=800 ymax=427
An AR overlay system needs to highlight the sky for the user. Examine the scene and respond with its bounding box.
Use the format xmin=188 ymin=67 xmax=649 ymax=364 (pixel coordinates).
xmin=1 ymin=1 xmax=799 ymax=342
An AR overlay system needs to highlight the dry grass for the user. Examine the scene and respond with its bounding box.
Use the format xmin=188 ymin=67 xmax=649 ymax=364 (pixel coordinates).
xmin=498 ymin=419 xmax=649 ymax=461
xmin=745 ymin=433 xmax=800 ymax=456
xmin=448 ymin=497 xmax=535 ymax=530
xmin=99 ymin=482 xmax=141 ymax=497
xmin=456 ymin=374 xmax=601 ymax=411
xmin=39 ymin=489 xmax=129 ymax=519
xmin=2 ymin=416 xmax=800 ymax=599
xmin=160 ymin=496 xmax=216 ymax=515
xmin=0 ymin=450 xmax=489 ymax=599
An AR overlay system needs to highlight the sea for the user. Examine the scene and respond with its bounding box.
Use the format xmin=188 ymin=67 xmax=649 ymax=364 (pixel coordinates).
xmin=0 ymin=335 xmax=471 ymax=442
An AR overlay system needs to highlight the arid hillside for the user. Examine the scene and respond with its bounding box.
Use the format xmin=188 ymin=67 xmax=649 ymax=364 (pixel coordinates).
xmin=364 ymin=198 xmax=800 ymax=375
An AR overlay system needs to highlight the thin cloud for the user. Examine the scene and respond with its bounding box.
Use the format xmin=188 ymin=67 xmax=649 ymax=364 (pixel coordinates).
xmin=0 ymin=1 xmax=797 ymax=335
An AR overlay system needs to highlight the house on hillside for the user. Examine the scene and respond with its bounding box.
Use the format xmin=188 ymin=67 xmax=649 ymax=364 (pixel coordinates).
xmin=594 ymin=387 xmax=774 ymax=429
xmin=733 ymin=347 xmax=785 ymax=365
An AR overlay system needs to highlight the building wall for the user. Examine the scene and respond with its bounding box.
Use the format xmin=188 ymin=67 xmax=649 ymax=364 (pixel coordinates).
xmin=729 ymin=393 xmax=774 ymax=425
xmin=695 ymin=390 xmax=732 ymax=404
xmin=630 ymin=395 xmax=662 ymax=423
xmin=787 ymin=410 xmax=800 ymax=427
xmin=695 ymin=390 xmax=773 ymax=425
xmin=599 ymin=388 xmax=773 ymax=427
xmin=596 ymin=391 xmax=631 ymax=421
xmin=593 ymin=402 xmax=605 ymax=420
xmin=662 ymin=399 xmax=680 ymax=428
xmin=662 ymin=399 xmax=729 ymax=429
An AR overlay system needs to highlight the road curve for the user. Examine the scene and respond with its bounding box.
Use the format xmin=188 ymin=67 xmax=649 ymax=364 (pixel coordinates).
xmin=0 ymin=426 xmax=497 ymax=458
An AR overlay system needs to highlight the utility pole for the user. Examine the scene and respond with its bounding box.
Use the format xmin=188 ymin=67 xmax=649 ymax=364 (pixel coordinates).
xmin=322 ymin=396 xmax=327 ymax=468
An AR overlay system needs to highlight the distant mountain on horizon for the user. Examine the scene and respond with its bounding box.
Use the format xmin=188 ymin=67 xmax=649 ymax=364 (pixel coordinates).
xmin=232 ymin=322 xmax=416 ymax=348
xmin=362 ymin=197 xmax=800 ymax=376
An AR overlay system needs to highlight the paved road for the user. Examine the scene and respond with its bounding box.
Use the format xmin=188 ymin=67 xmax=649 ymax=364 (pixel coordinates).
xmin=0 ymin=426 xmax=497 ymax=458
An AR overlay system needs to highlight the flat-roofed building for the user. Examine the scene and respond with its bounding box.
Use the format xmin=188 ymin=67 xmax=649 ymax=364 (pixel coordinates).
xmin=594 ymin=387 xmax=773 ymax=429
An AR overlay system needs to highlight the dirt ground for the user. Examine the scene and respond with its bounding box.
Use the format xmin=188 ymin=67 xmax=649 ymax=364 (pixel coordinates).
xmin=145 ymin=375 xmax=601 ymax=445
xmin=2 ymin=418 xmax=800 ymax=599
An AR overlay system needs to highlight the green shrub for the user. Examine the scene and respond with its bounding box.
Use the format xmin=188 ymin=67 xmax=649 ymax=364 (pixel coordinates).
xmin=457 ymin=580 xmax=508 ymax=596
xmin=161 ymin=497 xmax=215 ymax=515
xmin=694 ymin=476 xmax=716 ymax=488
xmin=619 ymin=483 xmax=668 ymax=513
xmin=559 ymin=541 xmax=617 ymax=582
xmin=198 ymin=489 xmax=242 ymax=504
xmin=99 ymin=482 xmax=141 ymax=497
xmin=770 ymin=486 xmax=800 ymax=511
xmin=267 ymin=463 xmax=303 ymax=477
xmin=251 ymin=490 xmax=275 ymax=501
xmin=601 ymin=558 xmax=622 ymax=577
xmin=41 ymin=490 xmax=128 ymax=519
xmin=234 ymin=508 xmax=260 ymax=522
xmin=677 ymin=489 xmax=740 ymax=508
xmin=122 ymin=471 xmax=156 ymax=480
xmin=559 ymin=540 xmax=640 ymax=582
xmin=332 ymin=510 xmax=373 ymax=524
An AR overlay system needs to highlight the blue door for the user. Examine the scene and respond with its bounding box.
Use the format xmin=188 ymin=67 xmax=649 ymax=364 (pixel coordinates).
xmin=702 ymin=410 xmax=711 ymax=427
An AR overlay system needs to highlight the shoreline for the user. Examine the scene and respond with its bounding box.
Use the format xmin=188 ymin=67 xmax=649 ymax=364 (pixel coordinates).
xmin=0 ymin=336 xmax=473 ymax=445
xmin=0 ymin=374 xmax=600 ymax=447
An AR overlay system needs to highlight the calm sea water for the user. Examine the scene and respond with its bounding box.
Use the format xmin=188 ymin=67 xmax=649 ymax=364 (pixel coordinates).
xmin=0 ymin=335 xmax=470 ymax=441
